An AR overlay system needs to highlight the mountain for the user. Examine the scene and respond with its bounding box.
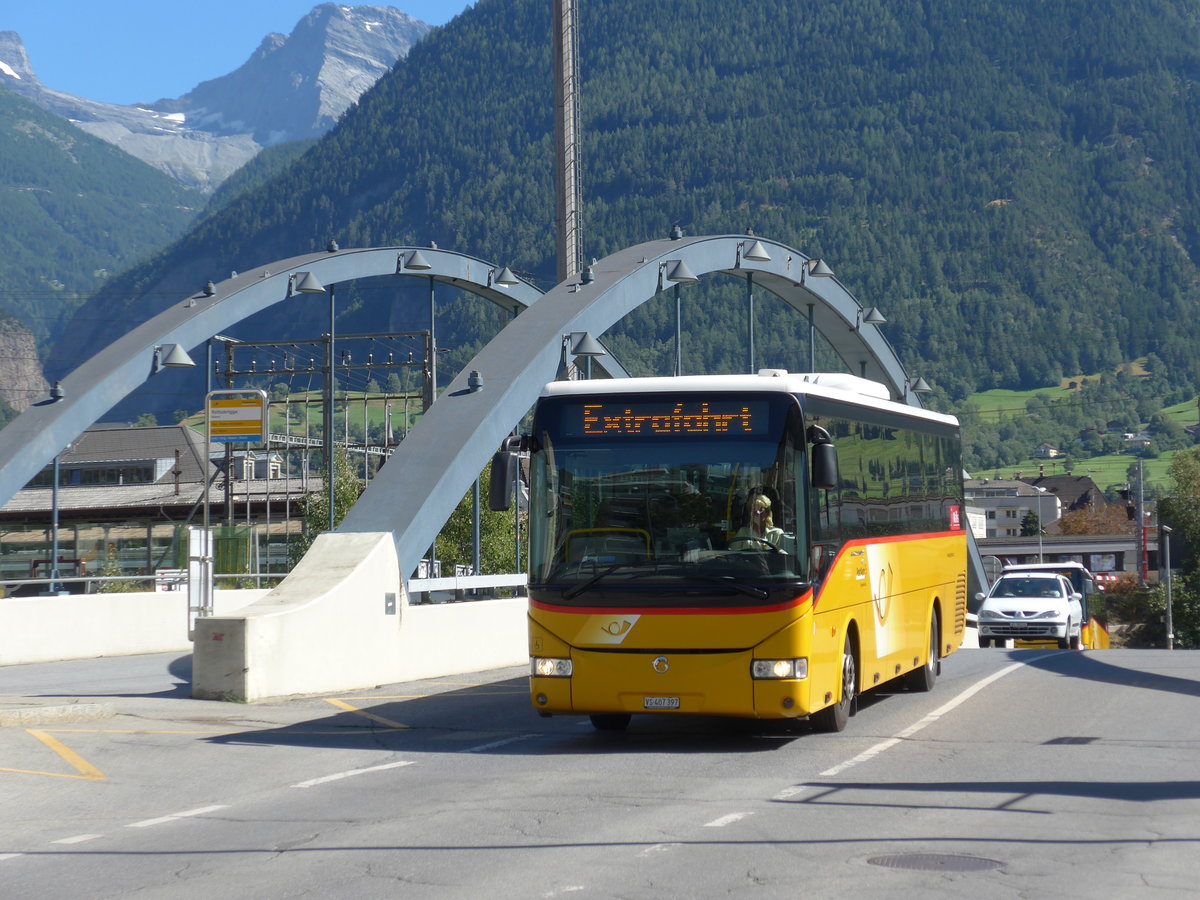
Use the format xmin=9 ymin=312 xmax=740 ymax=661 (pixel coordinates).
xmin=0 ymin=5 xmax=429 ymax=192
xmin=0 ymin=85 xmax=200 ymax=349
xmin=44 ymin=0 xmax=1200 ymax=425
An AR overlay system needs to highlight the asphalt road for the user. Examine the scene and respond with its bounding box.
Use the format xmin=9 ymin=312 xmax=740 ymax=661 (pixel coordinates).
xmin=1 ymin=646 xmax=1197 ymax=898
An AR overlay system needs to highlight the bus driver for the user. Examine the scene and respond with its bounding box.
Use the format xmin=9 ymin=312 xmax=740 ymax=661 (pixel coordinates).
xmin=730 ymin=492 xmax=783 ymax=549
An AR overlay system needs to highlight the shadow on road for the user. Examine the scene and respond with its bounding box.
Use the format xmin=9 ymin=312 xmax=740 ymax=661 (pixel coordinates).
xmin=201 ymin=675 xmax=822 ymax=755
xmin=1011 ymin=647 xmax=1200 ymax=699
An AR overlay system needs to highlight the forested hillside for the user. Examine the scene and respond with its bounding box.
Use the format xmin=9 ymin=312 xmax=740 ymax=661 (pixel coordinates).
xmin=47 ymin=0 xmax=1200 ymax=420
xmin=0 ymin=86 xmax=200 ymax=350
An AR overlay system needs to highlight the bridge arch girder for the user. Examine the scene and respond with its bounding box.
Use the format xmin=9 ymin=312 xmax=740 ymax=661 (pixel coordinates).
xmin=0 ymin=246 xmax=551 ymax=507
xmin=339 ymin=233 xmax=921 ymax=579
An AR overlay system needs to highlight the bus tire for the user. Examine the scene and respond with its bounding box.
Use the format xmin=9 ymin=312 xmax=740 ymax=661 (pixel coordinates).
xmin=905 ymin=609 xmax=939 ymax=692
xmin=811 ymin=636 xmax=855 ymax=733
xmin=590 ymin=714 xmax=631 ymax=732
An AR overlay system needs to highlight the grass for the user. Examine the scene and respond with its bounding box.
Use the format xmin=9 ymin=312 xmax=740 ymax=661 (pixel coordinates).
xmin=970 ymin=451 xmax=1177 ymax=493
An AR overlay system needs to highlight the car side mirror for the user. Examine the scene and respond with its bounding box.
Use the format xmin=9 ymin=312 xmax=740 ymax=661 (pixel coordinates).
xmin=974 ymin=592 xmax=986 ymax=602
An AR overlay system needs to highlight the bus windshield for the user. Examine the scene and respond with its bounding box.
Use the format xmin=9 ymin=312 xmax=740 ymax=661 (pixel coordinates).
xmin=528 ymin=393 xmax=806 ymax=598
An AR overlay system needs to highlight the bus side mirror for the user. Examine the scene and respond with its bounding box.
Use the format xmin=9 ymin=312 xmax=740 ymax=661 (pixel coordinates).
xmin=488 ymin=451 xmax=518 ymax=511
xmin=488 ymin=435 xmax=528 ymax=512
xmin=810 ymin=442 xmax=838 ymax=490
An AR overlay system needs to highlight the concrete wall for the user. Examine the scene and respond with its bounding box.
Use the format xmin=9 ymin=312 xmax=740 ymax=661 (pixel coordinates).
xmin=0 ymin=589 xmax=267 ymax=666
xmin=191 ymin=532 xmax=528 ymax=702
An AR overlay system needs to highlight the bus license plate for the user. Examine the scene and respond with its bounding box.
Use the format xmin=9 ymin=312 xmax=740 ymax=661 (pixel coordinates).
xmin=643 ymin=696 xmax=680 ymax=710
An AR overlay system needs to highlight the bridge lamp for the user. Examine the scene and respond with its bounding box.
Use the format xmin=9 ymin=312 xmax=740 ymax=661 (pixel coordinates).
xmin=902 ymin=376 xmax=932 ymax=403
xmin=397 ymin=249 xmax=433 ymax=273
xmin=570 ymin=332 xmax=606 ymax=379
xmin=488 ymin=265 xmax=520 ymax=288
xmin=853 ymin=306 xmax=887 ymax=332
xmin=151 ymin=343 xmax=196 ymax=375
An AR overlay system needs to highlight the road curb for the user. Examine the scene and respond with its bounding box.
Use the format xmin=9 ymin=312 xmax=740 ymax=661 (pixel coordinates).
xmin=0 ymin=702 xmax=116 ymax=727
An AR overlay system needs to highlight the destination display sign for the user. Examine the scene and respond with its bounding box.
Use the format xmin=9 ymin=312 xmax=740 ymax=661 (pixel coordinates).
xmin=563 ymin=399 xmax=771 ymax=438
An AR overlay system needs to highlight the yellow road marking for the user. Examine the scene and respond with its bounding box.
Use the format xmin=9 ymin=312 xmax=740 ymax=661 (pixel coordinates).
xmin=323 ymin=698 xmax=409 ymax=729
xmin=0 ymin=730 xmax=107 ymax=781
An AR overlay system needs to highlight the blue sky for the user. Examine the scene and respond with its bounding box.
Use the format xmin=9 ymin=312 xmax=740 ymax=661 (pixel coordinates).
xmin=2 ymin=1 xmax=472 ymax=105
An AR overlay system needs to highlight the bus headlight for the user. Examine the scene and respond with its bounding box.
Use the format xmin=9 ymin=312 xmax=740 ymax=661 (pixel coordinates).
xmin=532 ymin=657 xmax=573 ymax=678
xmin=751 ymin=658 xmax=807 ymax=680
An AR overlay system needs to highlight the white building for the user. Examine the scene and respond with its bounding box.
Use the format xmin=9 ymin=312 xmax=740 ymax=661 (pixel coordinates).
xmin=963 ymin=477 xmax=1062 ymax=539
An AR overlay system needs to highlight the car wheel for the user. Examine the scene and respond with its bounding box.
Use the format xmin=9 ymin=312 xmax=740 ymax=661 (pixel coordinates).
xmin=1057 ymin=622 xmax=1071 ymax=650
xmin=978 ymin=635 xmax=992 ymax=649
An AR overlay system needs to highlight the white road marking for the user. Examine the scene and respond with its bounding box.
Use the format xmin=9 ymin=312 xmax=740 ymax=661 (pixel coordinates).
xmin=52 ymin=834 xmax=102 ymax=845
xmin=464 ymin=734 xmax=536 ymax=753
xmin=127 ymin=805 xmax=228 ymax=828
xmin=292 ymin=760 xmax=413 ymax=788
xmin=704 ymin=812 xmax=752 ymax=828
xmin=0 ymin=853 xmax=24 ymax=862
xmin=638 ymin=843 xmax=680 ymax=857
xmin=774 ymin=785 xmax=817 ymax=800
xmin=820 ymin=656 xmax=1049 ymax=777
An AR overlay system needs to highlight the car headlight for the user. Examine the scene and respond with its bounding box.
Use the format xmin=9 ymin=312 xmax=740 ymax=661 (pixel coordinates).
xmin=751 ymin=658 xmax=808 ymax=680
xmin=531 ymin=657 xmax=573 ymax=678
xmin=979 ymin=609 xmax=1005 ymax=620
xmin=1031 ymin=610 xmax=1059 ymax=619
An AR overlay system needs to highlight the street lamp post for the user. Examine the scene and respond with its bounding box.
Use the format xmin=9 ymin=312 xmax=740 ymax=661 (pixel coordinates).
xmin=1163 ymin=525 xmax=1174 ymax=650
xmin=49 ymin=450 xmax=62 ymax=594
xmin=1036 ymin=487 xmax=1045 ymax=562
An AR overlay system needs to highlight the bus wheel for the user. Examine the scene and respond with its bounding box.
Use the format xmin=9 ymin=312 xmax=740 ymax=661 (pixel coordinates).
xmin=905 ymin=609 xmax=939 ymax=692
xmin=590 ymin=714 xmax=631 ymax=732
xmin=811 ymin=637 xmax=856 ymax=733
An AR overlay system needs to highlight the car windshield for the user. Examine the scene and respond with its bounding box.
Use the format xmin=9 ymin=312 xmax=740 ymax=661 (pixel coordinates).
xmin=992 ymin=577 xmax=1064 ymax=599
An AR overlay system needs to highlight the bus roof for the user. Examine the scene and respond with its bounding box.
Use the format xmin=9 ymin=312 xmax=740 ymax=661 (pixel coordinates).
xmin=540 ymin=371 xmax=959 ymax=426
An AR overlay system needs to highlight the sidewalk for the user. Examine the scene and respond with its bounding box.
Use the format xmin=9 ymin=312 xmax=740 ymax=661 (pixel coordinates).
xmin=0 ymin=651 xmax=190 ymax=727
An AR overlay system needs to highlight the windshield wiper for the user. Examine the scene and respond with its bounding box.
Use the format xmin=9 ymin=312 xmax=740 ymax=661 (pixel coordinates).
xmin=687 ymin=574 xmax=769 ymax=600
xmin=562 ymin=562 xmax=658 ymax=600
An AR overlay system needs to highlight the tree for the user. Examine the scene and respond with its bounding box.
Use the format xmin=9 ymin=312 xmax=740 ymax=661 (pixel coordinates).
xmin=288 ymin=446 xmax=363 ymax=565
xmin=1159 ymin=449 xmax=1200 ymax=559
xmin=1056 ymin=503 xmax=1133 ymax=535
xmin=435 ymin=462 xmax=520 ymax=574
xmin=1020 ymin=510 xmax=1041 ymax=537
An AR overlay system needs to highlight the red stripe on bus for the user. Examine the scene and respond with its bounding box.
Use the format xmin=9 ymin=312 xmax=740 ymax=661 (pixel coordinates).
xmin=530 ymin=592 xmax=813 ymax=617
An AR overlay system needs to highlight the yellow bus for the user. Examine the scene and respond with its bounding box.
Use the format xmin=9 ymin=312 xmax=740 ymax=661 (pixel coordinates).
xmin=519 ymin=371 xmax=967 ymax=732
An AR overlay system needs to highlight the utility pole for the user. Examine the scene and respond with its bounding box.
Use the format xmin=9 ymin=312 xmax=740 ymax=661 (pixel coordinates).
xmin=553 ymin=0 xmax=582 ymax=284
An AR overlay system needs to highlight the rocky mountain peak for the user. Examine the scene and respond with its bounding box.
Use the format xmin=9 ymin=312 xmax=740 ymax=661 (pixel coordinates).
xmin=0 ymin=5 xmax=430 ymax=191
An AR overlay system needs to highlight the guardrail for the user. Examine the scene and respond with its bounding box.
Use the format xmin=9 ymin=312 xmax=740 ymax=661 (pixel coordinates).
xmin=408 ymin=573 xmax=529 ymax=603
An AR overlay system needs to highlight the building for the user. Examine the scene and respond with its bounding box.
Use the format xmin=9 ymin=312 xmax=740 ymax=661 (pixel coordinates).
xmin=963 ymin=477 xmax=1062 ymax=539
xmin=0 ymin=425 xmax=321 ymax=592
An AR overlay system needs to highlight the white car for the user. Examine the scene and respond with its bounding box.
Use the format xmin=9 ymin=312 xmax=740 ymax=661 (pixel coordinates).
xmin=976 ymin=572 xmax=1083 ymax=650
